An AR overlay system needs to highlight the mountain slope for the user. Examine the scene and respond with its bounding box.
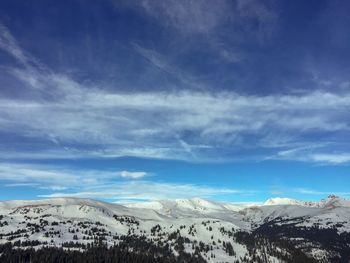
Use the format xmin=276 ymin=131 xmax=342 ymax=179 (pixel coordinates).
xmin=0 ymin=196 xmax=349 ymax=262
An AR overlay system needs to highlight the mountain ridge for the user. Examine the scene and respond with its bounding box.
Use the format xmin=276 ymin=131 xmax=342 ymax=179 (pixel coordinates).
xmin=0 ymin=196 xmax=349 ymax=262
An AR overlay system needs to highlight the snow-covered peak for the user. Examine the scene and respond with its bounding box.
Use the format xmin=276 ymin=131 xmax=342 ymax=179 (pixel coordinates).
xmin=319 ymin=195 xmax=350 ymax=208
xmin=259 ymin=195 xmax=350 ymax=210
xmin=263 ymin=197 xmax=303 ymax=206
xmin=125 ymin=197 xmax=225 ymax=214
xmin=1 ymin=196 xmax=350 ymax=262
xmin=125 ymin=195 xmax=350 ymax=216
xmin=125 ymin=200 xmax=165 ymax=210
xmin=175 ymin=197 xmax=222 ymax=210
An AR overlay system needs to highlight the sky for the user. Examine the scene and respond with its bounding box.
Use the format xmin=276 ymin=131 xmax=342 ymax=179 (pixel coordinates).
xmin=0 ymin=0 xmax=350 ymax=203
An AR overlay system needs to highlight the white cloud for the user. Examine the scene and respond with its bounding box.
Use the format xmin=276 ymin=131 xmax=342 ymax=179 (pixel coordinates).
xmin=0 ymin=23 xmax=29 ymax=64
xmin=138 ymin=0 xmax=276 ymax=39
xmin=131 ymin=43 xmax=200 ymax=88
xmin=0 ymin=162 xmax=245 ymax=201
xmin=273 ymin=147 xmax=350 ymax=165
xmin=309 ymin=153 xmax=350 ymax=164
xmin=236 ymin=0 xmax=278 ymax=41
xmin=294 ymin=188 xmax=350 ymax=196
xmin=0 ymin=163 xmax=147 ymax=190
xmin=119 ymin=170 xmax=147 ymax=179
xmin=140 ymin=0 xmax=232 ymax=35
xmin=131 ymin=0 xmax=277 ymax=66
xmin=5 ymin=183 xmax=40 ymax=187
xmin=0 ymin=23 xmax=46 ymax=72
xmin=1 ymin=73 xmax=350 ymax=162
xmin=1 ymin=22 xmax=350 ymax=163
xmin=39 ymin=181 xmax=245 ymax=201
xmin=1 ymin=77 xmax=350 ymax=162
xmin=40 ymin=186 xmax=69 ymax=191
xmin=0 ymin=163 xmax=79 ymax=186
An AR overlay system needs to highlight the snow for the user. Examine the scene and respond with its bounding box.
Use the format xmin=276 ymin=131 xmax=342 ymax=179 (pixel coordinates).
xmin=262 ymin=195 xmax=350 ymax=209
xmin=0 ymin=196 xmax=349 ymax=262
xmin=263 ymin=197 xmax=304 ymax=206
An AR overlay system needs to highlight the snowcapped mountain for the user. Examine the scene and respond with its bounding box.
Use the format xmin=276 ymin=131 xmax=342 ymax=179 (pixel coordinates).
xmin=0 ymin=196 xmax=349 ymax=262
xmin=262 ymin=194 xmax=350 ymax=208
xmin=125 ymin=197 xmax=255 ymax=218
xmin=126 ymin=198 xmax=259 ymax=213
xmin=263 ymin=197 xmax=305 ymax=206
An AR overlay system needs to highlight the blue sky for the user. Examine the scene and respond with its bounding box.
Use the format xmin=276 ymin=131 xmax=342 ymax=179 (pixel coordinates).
xmin=0 ymin=0 xmax=349 ymax=203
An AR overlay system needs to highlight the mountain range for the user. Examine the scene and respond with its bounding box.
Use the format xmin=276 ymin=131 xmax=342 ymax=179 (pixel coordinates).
xmin=0 ymin=195 xmax=349 ymax=262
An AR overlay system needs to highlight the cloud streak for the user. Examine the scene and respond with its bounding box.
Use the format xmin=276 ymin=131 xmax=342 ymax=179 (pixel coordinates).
xmin=139 ymin=0 xmax=232 ymax=35
xmin=0 ymin=163 xmax=147 ymax=190
xmin=309 ymin=154 xmax=350 ymax=164
xmin=138 ymin=0 xmax=277 ymax=40
xmin=1 ymin=86 xmax=349 ymax=162
xmin=119 ymin=171 xmax=147 ymax=179
xmin=0 ymin=22 xmax=350 ymax=164
xmin=294 ymin=188 xmax=350 ymax=197
xmin=39 ymin=181 xmax=244 ymax=201
xmin=0 ymin=162 xmax=245 ymax=201
xmin=0 ymin=23 xmax=29 ymax=65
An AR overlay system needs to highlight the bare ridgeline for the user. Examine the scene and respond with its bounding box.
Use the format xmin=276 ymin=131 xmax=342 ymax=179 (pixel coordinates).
xmin=0 ymin=195 xmax=349 ymax=262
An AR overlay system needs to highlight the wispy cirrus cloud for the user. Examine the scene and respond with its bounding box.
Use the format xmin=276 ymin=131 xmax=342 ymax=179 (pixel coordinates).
xmin=0 ymin=162 xmax=245 ymax=201
xmin=308 ymin=153 xmax=350 ymax=164
xmin=139 ymin=0 xmax=232 ymax=35
xmin=294 ymin=188 xmax=350 ymax=197
xmin=138 ymin=0 xmax=277 ymax=39
xmin=0 ymin=23 xmax=29 ymax=64
xmin=125 ymin=0 xmax=278 ymax=69
xmin=1 ymin=87 xmax=350 ymax=162
xmin=1 ymin=22 xmax=350 ymax=164
xmin=0 ymin=163 xmax=147 ymax=190
xmin=39 ymin=181 xmax=245 ymax=201
xmin=119 ymin=170 xmax=147 ymax=179
xmin=131 ymin=43 xmax=202 ymax=88
xmin=274 ymin=147 xmax=350 ymax=165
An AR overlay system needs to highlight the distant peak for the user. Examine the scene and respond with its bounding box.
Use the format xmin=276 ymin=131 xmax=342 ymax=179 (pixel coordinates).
xmin=263 ymin=197 xmax=300 ymax=206
xmin=261 ymin=195 xmax=350 ymax=208
xmin=327 ymin=194 xmax=339 ymax=199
